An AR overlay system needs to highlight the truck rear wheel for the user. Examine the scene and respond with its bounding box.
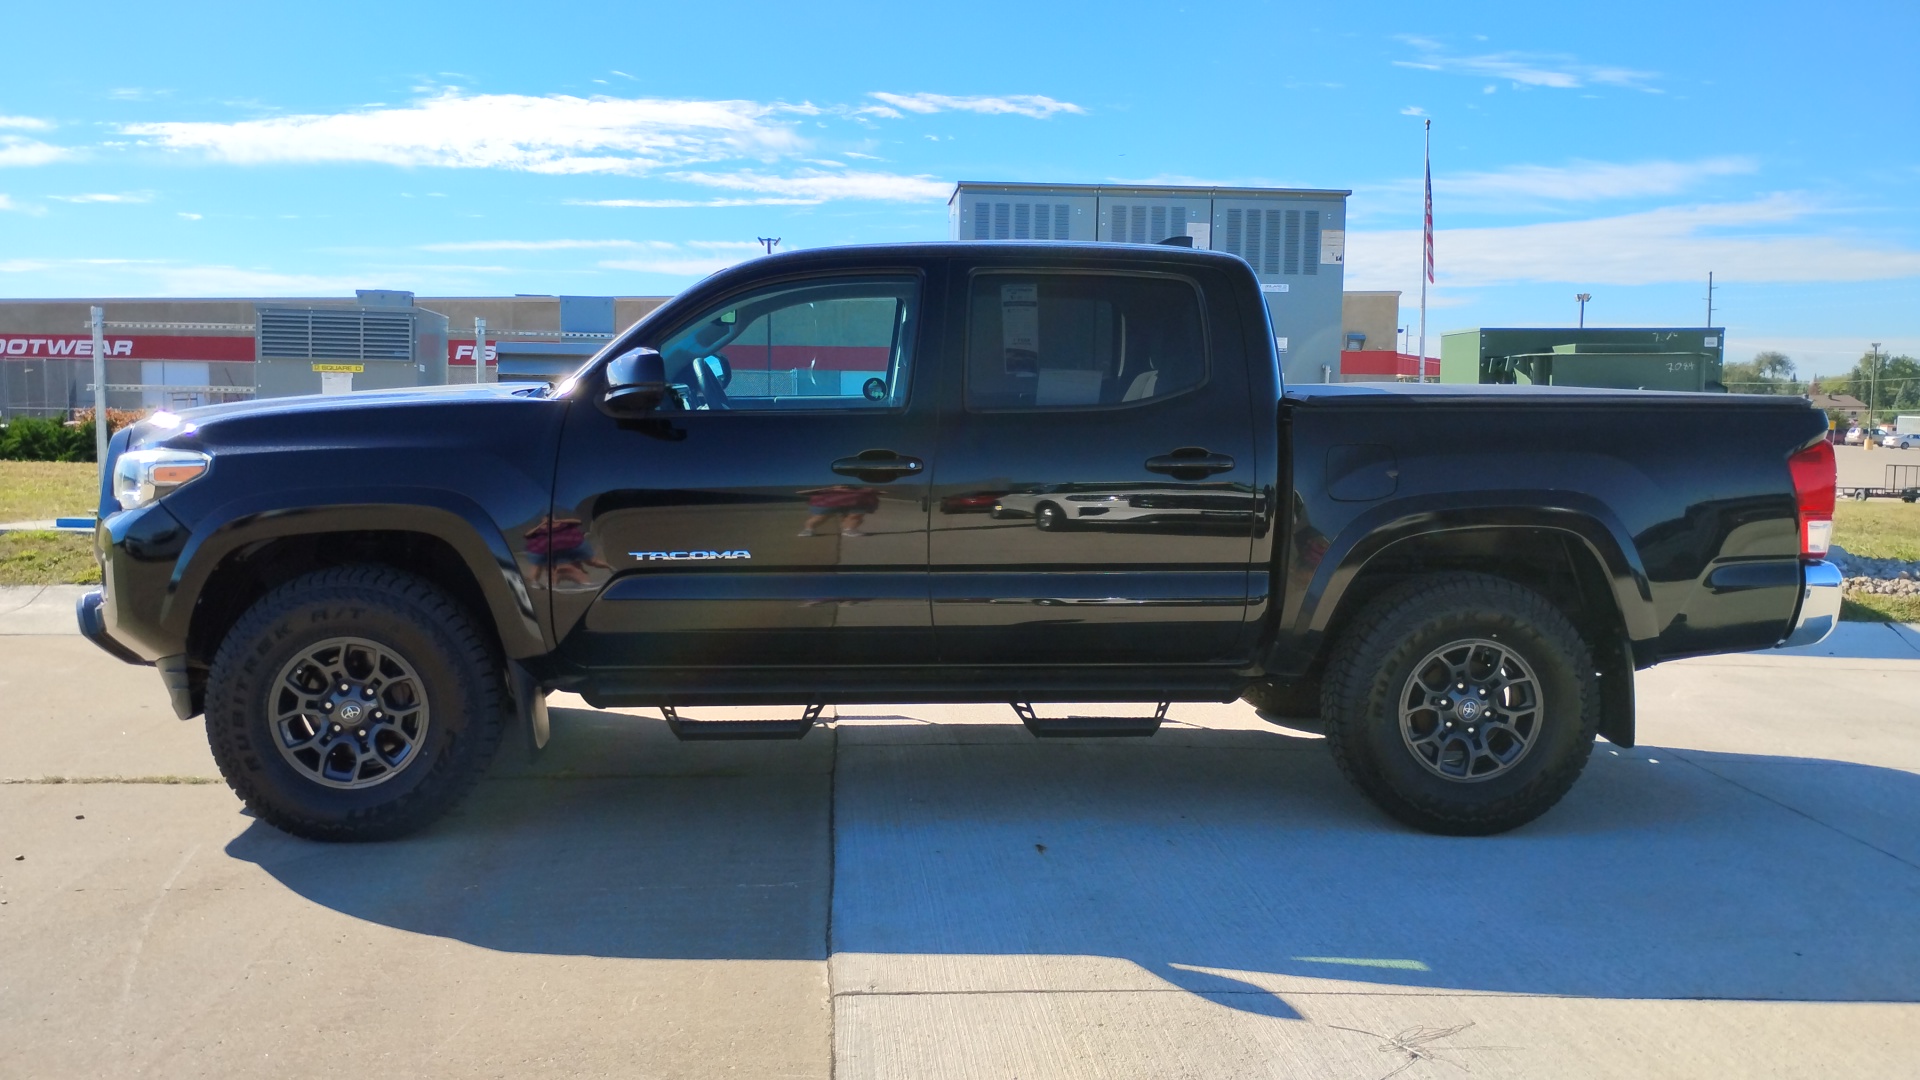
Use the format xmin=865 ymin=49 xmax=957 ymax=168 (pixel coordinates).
xmin=204 ymin=565 xmax=509 ymax=842
xmin=1321 ymin=573 xmax=1599 ymax=835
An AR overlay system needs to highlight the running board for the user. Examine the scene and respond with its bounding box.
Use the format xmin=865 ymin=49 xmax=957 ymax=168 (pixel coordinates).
xmin=661 ymin=703 xmax=824 ymax=741
xmin=1011 ymin=702 xmax=1167 ymax=738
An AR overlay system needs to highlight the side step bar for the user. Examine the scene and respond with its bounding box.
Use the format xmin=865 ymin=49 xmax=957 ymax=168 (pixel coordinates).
xmin=662 ymin=703 xmax=824 ymax=741
xmin=1011 ymin=702 xmax=1167 ymax=738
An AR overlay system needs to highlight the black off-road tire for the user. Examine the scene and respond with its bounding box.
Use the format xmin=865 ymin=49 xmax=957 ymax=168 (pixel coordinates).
xmin=205 ymin=565 xmax=509 ymax=842
xmin=1322 ymin=573 xmax=1600 ymax=835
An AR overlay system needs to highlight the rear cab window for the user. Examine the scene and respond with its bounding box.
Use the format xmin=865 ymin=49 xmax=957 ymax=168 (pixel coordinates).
xmin=964 ymin=272 xmax=1207 ymax=411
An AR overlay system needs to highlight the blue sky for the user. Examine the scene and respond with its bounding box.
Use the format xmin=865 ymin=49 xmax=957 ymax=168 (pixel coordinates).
xmin=2 ymin=0 xmax=1915 ymax=374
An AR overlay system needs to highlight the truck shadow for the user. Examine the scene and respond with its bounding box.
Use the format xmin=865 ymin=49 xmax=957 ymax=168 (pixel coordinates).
xmin=224 ymin=706 xmax=1920 ymax=1016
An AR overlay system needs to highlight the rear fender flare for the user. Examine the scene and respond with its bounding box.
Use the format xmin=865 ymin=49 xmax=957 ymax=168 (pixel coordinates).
xmin=1298 ymin=491 xmax=1657 ymax=646
xmin=164 ymin=486 xmax=545 ymax=658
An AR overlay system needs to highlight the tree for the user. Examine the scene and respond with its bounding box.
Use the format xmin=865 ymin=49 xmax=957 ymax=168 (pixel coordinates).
xmin=1826 ymin=351 xmax=1920 ymax=421
xmin=1722 ymin=350 xmax=1798 ymax=394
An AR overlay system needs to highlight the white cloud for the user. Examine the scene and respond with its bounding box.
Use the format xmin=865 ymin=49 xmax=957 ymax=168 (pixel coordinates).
xmin=0 ymin=115 xmax=53 ymax=131
xmin=1344 ymin=195 xmax=1920 ymax=291
xmin=0 ymin=257 xmax=368 ymax=296
xmin=1394 ymin=36 xmax=1658 ymax=90
xmin=422 ymin=238 xmax=673 ymax=252
xmin=867 ymin=92 xmax=1086 ymax=119
xmin=421 ymin=238 xmax=762 ymax=253
xmin=1440 ymin=157 xmax=1757 ymax=202
xmin=0 ymin=194 xmax=31 ymax=213
xmin=566 ymin=197 xmax=820 ymax=208
xmin=599 ymin=256 xmax=757 ymax=276
xmin=1730 ymin=336 xmax=1920 ymax=374
xmin=595 ymin=241 xmax=771 ymax=278
xmin=671 ymin=168 xmax=950 ymax=202
xmin=177 ymin=212 xmax=202 ymax=220
xmin=50 ymin=191 xmax=155 ymax=204
xmin=1400 ymin=106 xmax=1426 ymax=116
xmin=0 ymin=136 xmax=73 ymax=167
xmin=123 ymin=90 xmax=811 ymax=175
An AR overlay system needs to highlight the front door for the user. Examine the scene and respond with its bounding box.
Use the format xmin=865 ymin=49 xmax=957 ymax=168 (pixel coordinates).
xmin=550 ymin=271 xmax=937 ymax=671
xmin=929 ymin=265 xmax=1259 ymax=666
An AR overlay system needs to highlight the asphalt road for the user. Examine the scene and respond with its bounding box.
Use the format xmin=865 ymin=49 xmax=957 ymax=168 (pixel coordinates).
xmin=1836 ymin=442 xmax=1919 ymax=490
xmin=3 ymin=592 xmax=1918 ymax=1079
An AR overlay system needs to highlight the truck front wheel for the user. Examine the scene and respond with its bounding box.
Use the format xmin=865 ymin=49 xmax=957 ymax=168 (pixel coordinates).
xmin=204 ymin=565 xmax=509 ymax=842
xmin=1321 ymin=573 xmax=1600 ymax=835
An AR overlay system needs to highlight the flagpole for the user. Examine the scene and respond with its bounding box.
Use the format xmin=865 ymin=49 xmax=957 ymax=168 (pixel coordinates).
xmin=1418 ymin=118 xmax=1431 ymax=380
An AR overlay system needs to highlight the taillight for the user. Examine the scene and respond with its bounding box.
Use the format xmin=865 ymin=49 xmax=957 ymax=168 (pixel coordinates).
xmin=1787 ymin=441 xmax=1835 ymax=559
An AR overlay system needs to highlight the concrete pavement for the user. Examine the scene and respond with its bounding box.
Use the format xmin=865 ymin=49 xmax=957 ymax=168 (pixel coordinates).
xmin=2 ymin=620 xmax=1918 ymax=1077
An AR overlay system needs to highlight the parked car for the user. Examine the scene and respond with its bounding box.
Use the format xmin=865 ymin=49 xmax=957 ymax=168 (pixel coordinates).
xmin=994 ymin=486 xmax=1257 ymax=530
xmin=1845 ymin=427 xmax=1868 ymax=445
xmin=78 ymin=240 xmax=1840 ymax=841
xmin=1882 ymin=432 xmax=1920 ymax=449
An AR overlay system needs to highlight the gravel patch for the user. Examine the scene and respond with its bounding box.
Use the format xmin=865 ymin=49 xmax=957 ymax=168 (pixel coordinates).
xmin=1830 ymin=544 xmax=1920 ymax=597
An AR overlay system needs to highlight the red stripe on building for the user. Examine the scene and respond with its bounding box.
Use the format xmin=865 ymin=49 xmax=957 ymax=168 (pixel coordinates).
xmin=0 ymin=335 xmax=255 ymax=362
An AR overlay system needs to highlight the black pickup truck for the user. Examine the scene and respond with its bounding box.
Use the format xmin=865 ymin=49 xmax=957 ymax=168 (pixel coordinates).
xmin=79 ymin=241 xmax=1842 ymax=841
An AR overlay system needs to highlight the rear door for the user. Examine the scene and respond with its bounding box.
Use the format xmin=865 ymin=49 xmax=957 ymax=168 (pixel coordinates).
xmin=550 ymin=267 xmax=938 ymax=671
xmin=928 ymin=260 xmax=1260 ymax=666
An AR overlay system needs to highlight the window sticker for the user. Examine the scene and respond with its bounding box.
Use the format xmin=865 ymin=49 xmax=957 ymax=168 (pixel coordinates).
xmin=1320 ymin=229 xmax=1346 ymax=264
xmin=1001 ymin=283 xmax=1039 ymax=375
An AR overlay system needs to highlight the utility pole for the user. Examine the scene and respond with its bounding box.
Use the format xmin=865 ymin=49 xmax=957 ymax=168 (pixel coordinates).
xmin=757 ymin=237 xmax=781 ymax=255
xmin=474 ymin=317 xmax=489 ymax=384
xmin=89 ymin=306 xmax=108 ymax=475
xmin=1868 ymin=342 xmax=1882 ymax=447
xmin=1705 ymin=272 xmax=1714 ymax=329
xmin=1576 ymin=293 xmax=1591 ymax=328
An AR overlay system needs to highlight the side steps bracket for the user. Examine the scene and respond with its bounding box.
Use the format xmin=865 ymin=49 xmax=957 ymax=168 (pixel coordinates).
xmin=662 ymin=703 xmax=825 ymax=741
xmin=1011 ymin=702 xmax=1168 ymax=738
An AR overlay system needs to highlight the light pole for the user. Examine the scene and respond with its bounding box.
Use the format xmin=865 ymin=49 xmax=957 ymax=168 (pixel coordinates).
xmin=1576 ymin=293 xmax=1591 ymax=328
xmin=757 ymin=237 xmax=781 ymax=255
xmin=1868 ymin=342 xmax=1882 ymax=447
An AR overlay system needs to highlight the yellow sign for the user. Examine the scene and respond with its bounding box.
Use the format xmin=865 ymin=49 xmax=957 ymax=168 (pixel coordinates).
xmin=311 ymin=363 xmax=365 ymax=373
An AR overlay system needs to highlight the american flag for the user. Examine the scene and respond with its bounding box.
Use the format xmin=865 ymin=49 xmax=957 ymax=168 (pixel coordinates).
xmin=1423 ymin=130 xmax=1435 ymax=284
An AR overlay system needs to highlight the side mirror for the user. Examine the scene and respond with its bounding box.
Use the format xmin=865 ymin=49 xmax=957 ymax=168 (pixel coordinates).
xmin=602 ymin=347 xmax=668 ymax=415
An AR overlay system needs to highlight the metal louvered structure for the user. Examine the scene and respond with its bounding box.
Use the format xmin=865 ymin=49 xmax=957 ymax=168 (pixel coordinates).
xmin=950 ymin=182 xmax=1351 ymax=387
xmin=253 ymin=299 xmax=444 ymax=398
xmin=258 ymin=308 xmax=416 ymax=362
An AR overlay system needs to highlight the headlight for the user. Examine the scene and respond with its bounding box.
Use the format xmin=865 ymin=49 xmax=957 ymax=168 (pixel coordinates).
xmin=113 ymin=448 xmax=211 ymax=511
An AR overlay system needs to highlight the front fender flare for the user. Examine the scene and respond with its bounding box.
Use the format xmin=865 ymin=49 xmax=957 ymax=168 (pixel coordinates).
xmin=164 ymin=486 xmax=546 ymax=658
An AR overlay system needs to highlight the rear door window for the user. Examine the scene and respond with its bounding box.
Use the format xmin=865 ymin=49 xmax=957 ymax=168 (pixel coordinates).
xmin=964 ymin=273 xmax=1207 ymax=411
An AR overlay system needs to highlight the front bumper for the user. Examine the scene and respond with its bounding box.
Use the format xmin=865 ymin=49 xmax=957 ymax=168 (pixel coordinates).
xmin=1777 ymin=560 xmax=1843 ymax=648
xmin=75 ymin=589 xmax=150 ymax=666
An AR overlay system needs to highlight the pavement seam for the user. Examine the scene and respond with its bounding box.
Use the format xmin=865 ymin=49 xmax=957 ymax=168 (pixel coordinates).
xmin=1665 ymin=747 xmax=1920 ymax=873
xmin=828 ymin=987 xmax=1920 ymax=1002
xmin=825 ymin=715 xmax=839 ymax=1080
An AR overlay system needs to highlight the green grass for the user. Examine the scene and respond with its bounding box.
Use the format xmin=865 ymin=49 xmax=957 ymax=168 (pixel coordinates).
xmin=1831 ymin=501 xmax=1918 ymax=622
xmin=0 ymin=532 xmax=99 ymax=586
xmin=0 ymin=461 xmax=102 ymax=586
xmin=0 ymin=460 xmax=98 ymax=523
xmin=1842 ymin=594 xmax=1920 ymax=623
xmin=1831 ymin=499 xmax=1920 ymax=562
